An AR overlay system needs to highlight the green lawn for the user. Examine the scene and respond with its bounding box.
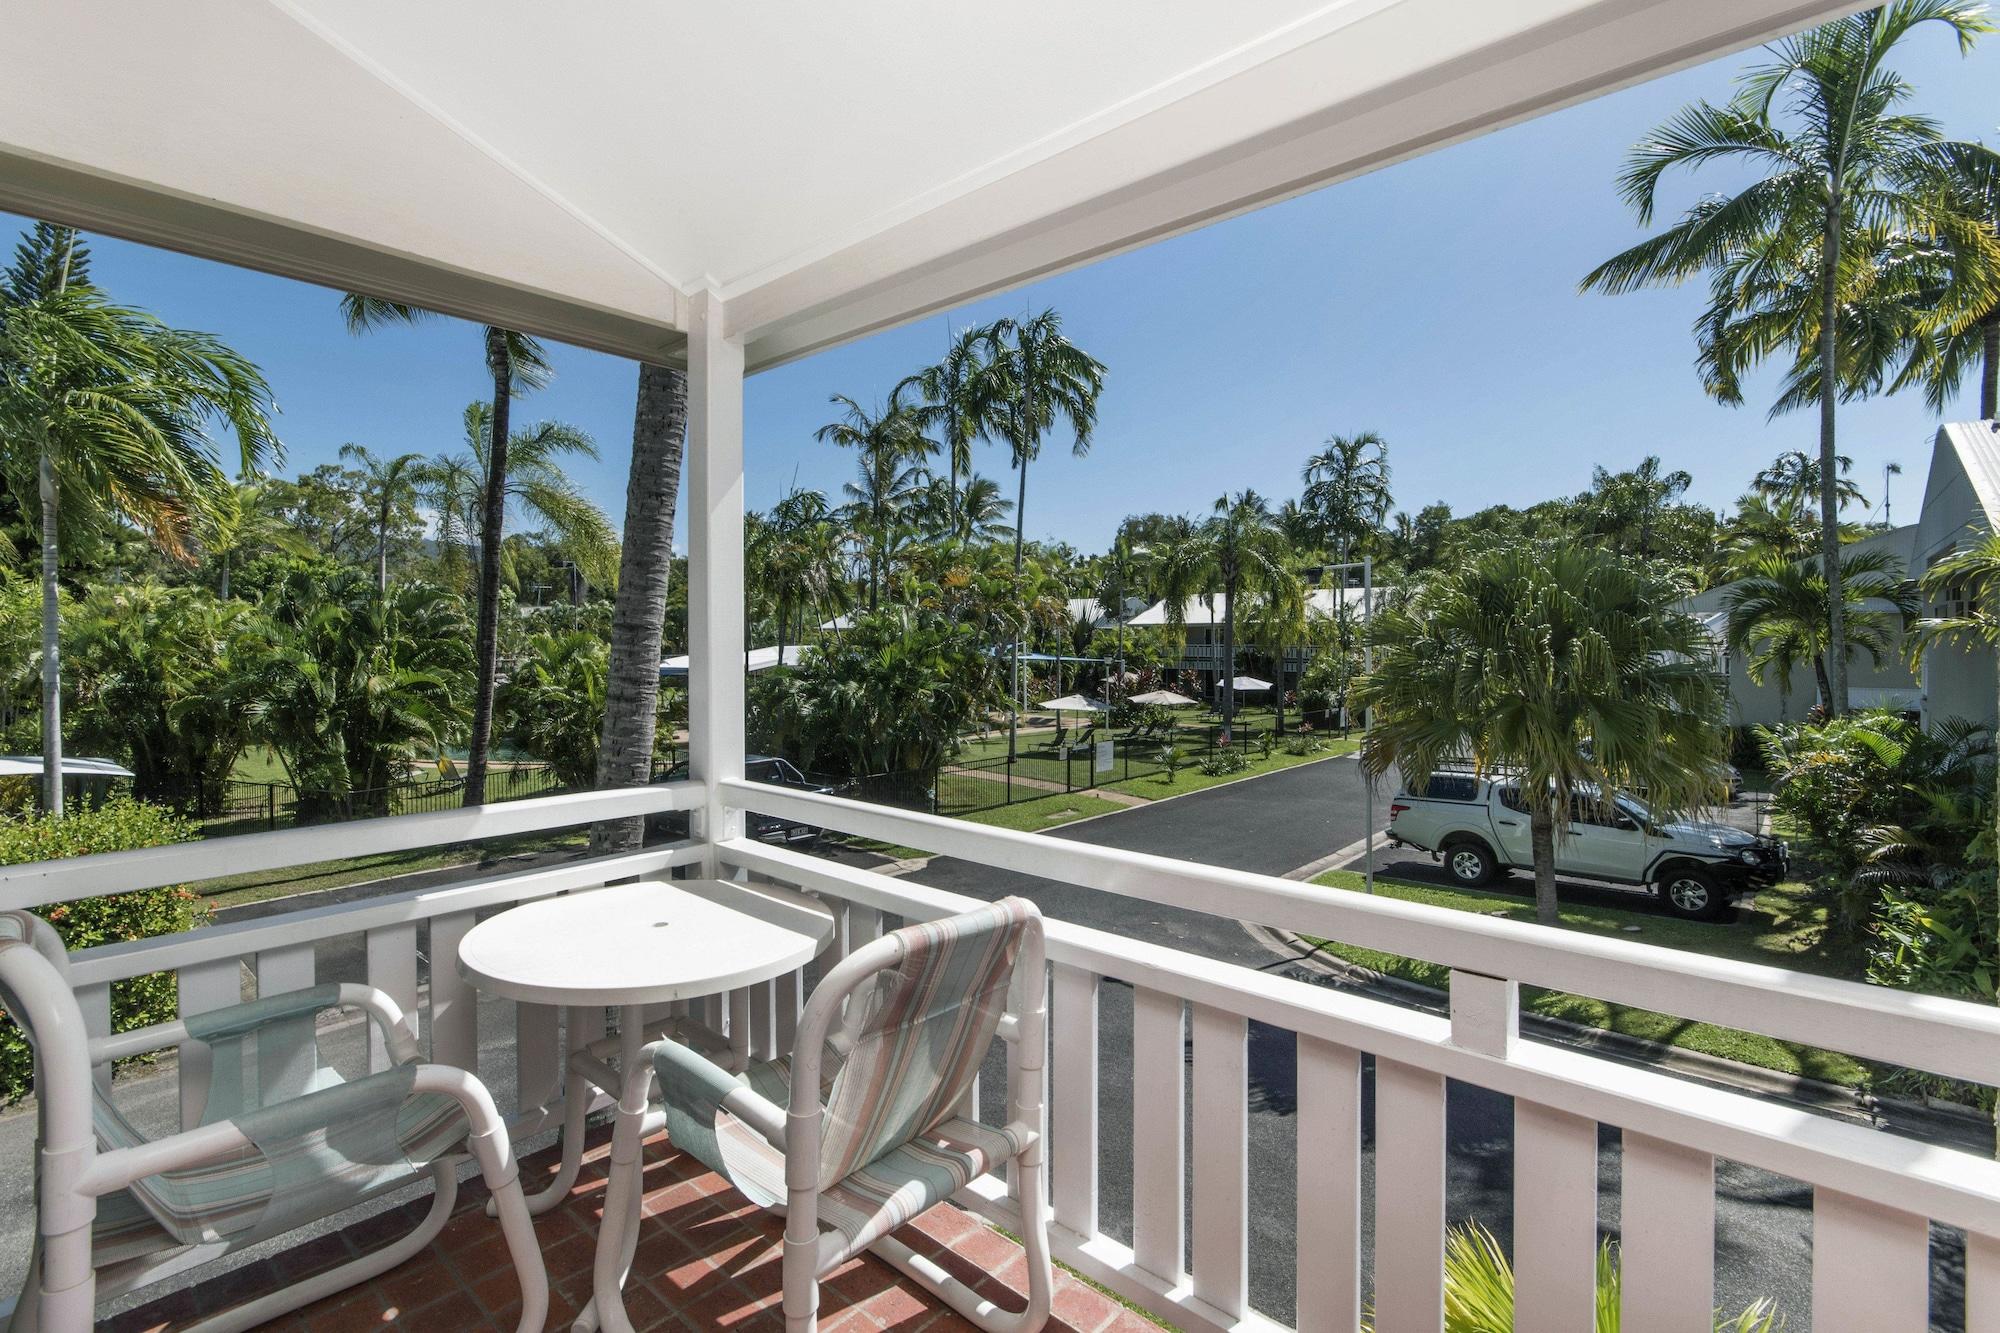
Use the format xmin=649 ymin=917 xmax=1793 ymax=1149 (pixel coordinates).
xmin=960 ymin=790 xmax=1130 ymax=831
xmin=1103 ymin=737 xmax=1358 ymax=798
xmin=1304 ymin=869 xmax=1872 ymax=1087
xmin=196 ymin=831 xmax=589 ymax=909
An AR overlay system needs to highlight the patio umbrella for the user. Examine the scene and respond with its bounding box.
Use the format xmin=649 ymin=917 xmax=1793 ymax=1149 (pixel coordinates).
xmin=1127 ymin=689 xmax=1197 ymax=707
xmin=1228 ymin=676 xmax=1273 ymax=692
xmin=1037 ymin=694 xmax=1108 ymax=713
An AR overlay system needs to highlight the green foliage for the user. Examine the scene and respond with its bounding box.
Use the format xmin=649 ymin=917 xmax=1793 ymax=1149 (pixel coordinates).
xmin=237 ymin=568 xmax=474 ymax=818
xmin=751 ymin=606 xmax=1001 ymax=778
xmin=1363 ymin=1221 xmax=1780 ymax=1332
xmin=64 ymin=584 xmax=259 ymax=815
xmin=499 ymin=631 xmax=608 ymax=790
xmin=1196 ymin=743 xmax=1249 ymax=777
xmin=0 ymin=797 xmax=207 ymax=1103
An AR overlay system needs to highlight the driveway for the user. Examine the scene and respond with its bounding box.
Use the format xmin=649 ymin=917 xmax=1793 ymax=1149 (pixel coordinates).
xmin=904 ymin=754 xmax=1962 ymax=1331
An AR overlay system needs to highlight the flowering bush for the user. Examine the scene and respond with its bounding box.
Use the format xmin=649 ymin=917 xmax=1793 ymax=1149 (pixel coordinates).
xmin=0 ymin=798 xmax=208 ymax=1103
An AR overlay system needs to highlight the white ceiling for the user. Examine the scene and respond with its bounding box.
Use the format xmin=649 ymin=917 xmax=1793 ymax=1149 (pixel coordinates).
xmin=0 ymin=0 xmax=1865 ymax=368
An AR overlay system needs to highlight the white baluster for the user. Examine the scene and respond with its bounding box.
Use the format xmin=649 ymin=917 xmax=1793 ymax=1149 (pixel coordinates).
xmin=427 ymin=911 xmax=478 ymax=1071
xmin=1295 ymin=1035 xmax=1360 ymax=1331
xmin=1130 ymin=987 xmax=1185 ymax=1285
xmin=1812 ymin=1188 xmax=1929 ymax=1332
xmin=1050 ymin=964 xmax=1100 ymax=1239
xmin=364 ymin=923 xmax=419 ymax=1071
xmin=1621 ymin=1132 xmax=1713 ymax=1333
xmin=1190 ymin=1004 xmax=1247 ymax=1319
xmin=177 ymin=957 xmax=242 ymax=1128
xmin=1514 ymin=1103 xmax=1598 ymax=1332
xmin=1372 ymin=1058 xmax=1445 ymax=1333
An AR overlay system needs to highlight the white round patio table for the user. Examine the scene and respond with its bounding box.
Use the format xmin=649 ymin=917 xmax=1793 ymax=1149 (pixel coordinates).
xmin=457 ymin=877 xmax=834 ymax=1330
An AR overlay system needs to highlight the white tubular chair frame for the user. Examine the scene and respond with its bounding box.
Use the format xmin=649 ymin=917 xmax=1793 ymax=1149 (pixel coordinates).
xmin=0 ymin=936 xmax=550 ymax=1333
xmin=587 ymin=910 xmax=1051 ymax=1333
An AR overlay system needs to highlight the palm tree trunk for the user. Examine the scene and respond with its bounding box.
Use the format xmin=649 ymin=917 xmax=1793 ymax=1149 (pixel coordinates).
xmin=1819 ymin=201 xmax=1849 ymax=716
xmin=1221 ymin=579 xmax=1237 ymax=735
xmin=38 ymin=231 xmax=76 ymax=820
xmin=1813 ymin=654 xmax=1833 ymax=714
xmin=1981 ymin=315 xmax=1998 ymax=421
xmin=376 ymin=497 xmax=390 ymax=595
xmin=466 ymin=328 xmax=513 ymax=807
xmin=38 ymin=443 xmax=63 ymax=818
xmin=218 ymin=553 xmax=231 ymax=602
xmin=1530 ymin=798 xmax=1558 ymax=926
xmin=592 ymin=364 xmax=687 ymax=852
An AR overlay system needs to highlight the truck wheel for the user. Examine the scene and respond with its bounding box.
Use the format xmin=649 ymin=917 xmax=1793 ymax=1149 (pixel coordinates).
xmin=1444 ymin=840 xmax=1498 ymax=888
xmin=1660 ymin=868 xmax=1728 ymax=921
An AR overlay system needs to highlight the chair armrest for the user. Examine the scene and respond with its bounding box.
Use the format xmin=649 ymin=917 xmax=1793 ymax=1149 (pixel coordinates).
xmin=88 ymin=983 xmax=420 ymax=1067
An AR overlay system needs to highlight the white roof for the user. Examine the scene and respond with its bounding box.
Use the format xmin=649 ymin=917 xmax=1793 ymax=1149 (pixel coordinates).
xmin=0 ymin=756 xmax=135 ymax=780
xmin=0 ymin=2 xmax=1848 ymax=370
xmin=661 ymin=645 xmax=806 ymax=676
xmin=1130 ymin=586 xmax=1388 ymax=627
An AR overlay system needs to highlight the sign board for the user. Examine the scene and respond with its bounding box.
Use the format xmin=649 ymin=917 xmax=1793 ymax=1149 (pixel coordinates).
xmin=1095 ymin=740 xmax=1114 ymax=774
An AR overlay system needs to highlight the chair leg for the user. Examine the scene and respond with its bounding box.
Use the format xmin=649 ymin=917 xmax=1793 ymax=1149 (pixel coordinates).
xmin=783 ymin=1233 xmax=819 ymax=1333
xmin=178 ymin=1164 xmax=459 ymax=1333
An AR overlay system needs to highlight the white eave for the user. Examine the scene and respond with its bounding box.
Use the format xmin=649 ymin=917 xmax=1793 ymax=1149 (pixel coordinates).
xmin=0 ymin=0 xmax=1864 ymax=371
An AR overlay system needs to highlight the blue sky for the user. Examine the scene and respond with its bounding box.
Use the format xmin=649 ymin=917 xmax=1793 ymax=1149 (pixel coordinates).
xmin=12 ymin=22 xmax=1998 ymax=554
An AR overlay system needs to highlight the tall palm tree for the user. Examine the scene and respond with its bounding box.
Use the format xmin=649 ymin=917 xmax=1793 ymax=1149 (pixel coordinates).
xmin=1301 ymin=431 xmax=1392 ymax=571
xmin=416 ymin=450 xmax=482 ymax=591
xmin=1354 ymin=543 xmax=1728 ymax=924
xmin=202 ymin=477 xmax=307 ymax=600
xmin=594 ymin=363 xmax=687 ymax=853
xmin=1581 ymin=0 xmax=1997 ymax=716
xmin=1725 ymin=547 xmax=1917 ymax=713
xmin=1093 ymin=534 xmax=1143 ymax=699
xmin=463 ymin=405 xmax=617 ymax=591
xmin=1587 ymin=455 xmax=1692 ymax=559
xmin=990 ymin=310 xmax=1105 ymax=759
xmin=899 ymin=323 xmax=1007 ymax=505
xmin=1242 ymin=561 xmax=1310 ymax=735
xmin=1 ymin=223 xmax=279 ymax=815
xmin=816 ymin=394 xmax=928 ymax=611
xmin=341 ymin=294 xmax=551 ymax=804
xmin=338 ymin=443 xmax=427 ymax=593
xmin=1153 ymin=492 xmax=1292 ymax=733
xmin=1753 ymin=449 xmax=1868 ymax=511
xmin=1895 ymin=151 xmax=2000 ymax=417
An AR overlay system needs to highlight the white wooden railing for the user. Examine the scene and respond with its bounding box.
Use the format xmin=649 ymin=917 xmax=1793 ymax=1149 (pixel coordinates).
xmin=716 ymin=780 xmax=2000 ymax=1333
xmin=5 ymin=777 xmax=2000 ymax=1331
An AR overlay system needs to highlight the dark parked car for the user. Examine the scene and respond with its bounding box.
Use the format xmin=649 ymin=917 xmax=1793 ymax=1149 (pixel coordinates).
xmin=647 ymin=755 xmax=832 ymax=846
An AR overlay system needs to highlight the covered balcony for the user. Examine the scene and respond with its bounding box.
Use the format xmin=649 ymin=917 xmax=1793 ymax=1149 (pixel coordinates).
xmin=4 ymin=2 xmax=1998 ymax=1330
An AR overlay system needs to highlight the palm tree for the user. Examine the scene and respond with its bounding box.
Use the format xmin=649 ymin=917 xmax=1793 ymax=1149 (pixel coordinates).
xmin=338 ymin=443 xmax=427 ymax=593
xmin=203 ymin=477 xmax=307 ymax=600
xmin=989 ymin=310 xmax=1105 ymax=759
xmin=463 ymin=405 xmax=617 ymax=591
xmin=1725 ymin=547 xmax=1916 ymax=713
xmin=1093 ymin=534 xmax=1143 ymax=700
xmin=341 ymin=294 xmax=552 ymax=805
xmin=1242 ymin=561 xmax=1310 ymax=735
xmin=593 ymin=363 xmax=688 ymax=853
xmin=1752 ymin=449 xmax=1868 ymax=512
xmin=816 ymin=394 xmax=928 ymax=611
xmin=1586 ymin=455 xmax=1691 ymax=558
xmin=1 ymin=223 xmax=279 ymax=815
xmin=1894 ymin=151 xmax=2000 ymax=418
xmin=1153 ymin=492 xmax=1292 ymax=733
xmin=416 ymin=449 xmax=482 ymax=591
xmin=1581 ymin=1 xmax=1997 ymax=716
xmin=1301 ymin=431 xmax=1392 ymax=570
xmin=899 ymin=323 xmax=1007 ymax=505
xmin=1354 ymin=542 xmax=1728 ymax=925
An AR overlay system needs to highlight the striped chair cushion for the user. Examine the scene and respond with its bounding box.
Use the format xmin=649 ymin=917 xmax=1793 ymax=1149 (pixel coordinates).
xmin=817 ymin=898 xmax=1035 ymax=1186
xmin=92 ymin=1082 xmax=468 ymax=1248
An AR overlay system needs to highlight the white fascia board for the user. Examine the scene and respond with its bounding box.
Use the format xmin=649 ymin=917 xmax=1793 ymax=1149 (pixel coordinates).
xmin=729 ymin=0 xmax=1868 ymax=369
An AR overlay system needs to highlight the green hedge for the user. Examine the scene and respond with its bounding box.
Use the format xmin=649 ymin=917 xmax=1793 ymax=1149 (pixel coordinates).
xmin=0 ymin=798 xmax=209 ymax=1103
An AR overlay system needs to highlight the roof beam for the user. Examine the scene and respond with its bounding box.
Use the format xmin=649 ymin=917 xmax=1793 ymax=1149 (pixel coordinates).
xmin=727 ymin=0 xmax=1867 ymax=371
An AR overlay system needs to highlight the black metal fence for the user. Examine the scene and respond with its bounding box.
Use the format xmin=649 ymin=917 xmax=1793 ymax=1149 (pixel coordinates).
xmin=213 ymin=763 xmax=563 ymax=833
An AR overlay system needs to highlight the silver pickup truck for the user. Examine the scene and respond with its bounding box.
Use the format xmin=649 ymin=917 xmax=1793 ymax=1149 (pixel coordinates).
xmin=1385 ymin=772 xmax=1786 ymax=920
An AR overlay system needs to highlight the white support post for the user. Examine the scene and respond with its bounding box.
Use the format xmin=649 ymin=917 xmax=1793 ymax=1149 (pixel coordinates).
xmin=686 ymin=289 xmax=746 ymax=871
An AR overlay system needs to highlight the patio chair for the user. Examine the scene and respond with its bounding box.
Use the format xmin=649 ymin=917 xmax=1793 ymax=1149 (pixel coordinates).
xmin=0 ymin=909 xmax=548 ymax=1333
xmin=592 ymin=897 xmax=1050 ymax=1333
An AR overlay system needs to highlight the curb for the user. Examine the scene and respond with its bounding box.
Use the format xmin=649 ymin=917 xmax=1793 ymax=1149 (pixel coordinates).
xmin=1244 ymin=921 xmax=1991 ymax=1148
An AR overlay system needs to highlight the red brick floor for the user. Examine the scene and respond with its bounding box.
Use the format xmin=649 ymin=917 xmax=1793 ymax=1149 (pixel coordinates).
xmin=109 ymin=1122 xmax=1159 ymax=1332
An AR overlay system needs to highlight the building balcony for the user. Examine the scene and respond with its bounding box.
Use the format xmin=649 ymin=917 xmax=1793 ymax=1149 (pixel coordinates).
xmin=5 ymin=780 xmax=1995 ymax=1331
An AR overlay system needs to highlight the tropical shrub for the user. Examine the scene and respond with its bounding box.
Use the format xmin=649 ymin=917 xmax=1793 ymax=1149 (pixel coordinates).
xmin=751 ymin=607 xmax=1002 ymax=779
xmin=1759 ymin=711 xmax=1991 ymax=934
xmin=500 ymin=631 xmax=608 ymax=790
xmin=237 ymin=569 xmax=474 ymax=818
xmin=65 ymin=583 xmax=260 ymax=815
xmin=1362 ymin=1221 xmax=1780 ymax=1332
xmin=1197 ymin=744 xmax=1249 ymax=777
xmin=0 ymin=797 xmax=207 ymax=1103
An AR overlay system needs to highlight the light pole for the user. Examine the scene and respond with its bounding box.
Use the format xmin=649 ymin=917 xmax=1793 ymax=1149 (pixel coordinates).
xmin=1323 ymin=558 xmax=1376 ymax=892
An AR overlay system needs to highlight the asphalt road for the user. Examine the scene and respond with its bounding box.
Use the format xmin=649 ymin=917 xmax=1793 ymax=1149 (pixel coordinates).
xmin=902 ymin=753 xmax=1964 ymax=1331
